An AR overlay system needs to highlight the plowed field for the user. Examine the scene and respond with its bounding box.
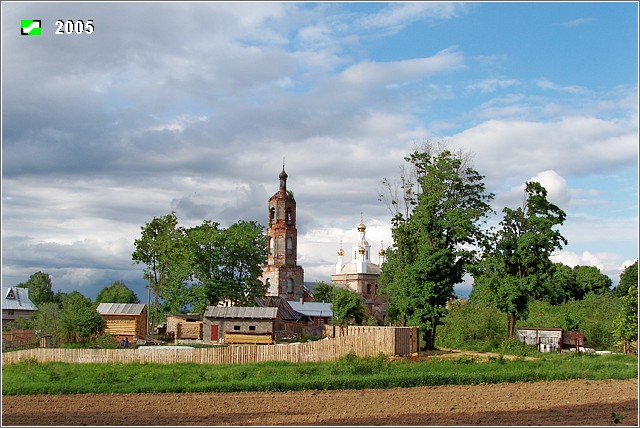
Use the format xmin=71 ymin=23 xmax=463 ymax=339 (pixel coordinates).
xmin=2 ymin=378 xmax=637 ymax=426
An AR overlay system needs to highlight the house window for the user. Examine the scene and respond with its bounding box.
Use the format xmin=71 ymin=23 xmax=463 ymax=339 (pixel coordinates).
xmin=249 ymin=326 xmax=256 ymax=331
xmin=318 ymin=318 xmax=324 ymax=327
xmin=7 ymin=310 xmax=14 ymax=316
xmin=233 ymin=325 xmax=240 ymax=331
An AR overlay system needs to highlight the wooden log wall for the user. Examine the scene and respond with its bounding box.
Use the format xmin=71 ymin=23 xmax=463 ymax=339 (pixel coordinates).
xmin=2 ymin=326 xmax=416 ymax=365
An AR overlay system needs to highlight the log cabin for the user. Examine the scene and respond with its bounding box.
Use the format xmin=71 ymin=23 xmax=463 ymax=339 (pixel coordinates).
xmin=96 ymin=303 xmax=147 ymax=343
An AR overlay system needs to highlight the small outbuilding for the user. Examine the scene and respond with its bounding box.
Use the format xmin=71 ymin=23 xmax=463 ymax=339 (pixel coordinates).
xmin=96 ymin=303 xmax=147 ymax=342
xmin=203 ymin=306 xmax=277 ymax=344
xmin=288 ymin=300 xmax=333 ymax=327
xmin=516 ymin=327 xmax=563 ymax=352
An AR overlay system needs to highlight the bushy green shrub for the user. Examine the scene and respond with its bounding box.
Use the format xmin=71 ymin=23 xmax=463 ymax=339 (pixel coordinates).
xmin=96 ymin=333 xmax=120 ymax=349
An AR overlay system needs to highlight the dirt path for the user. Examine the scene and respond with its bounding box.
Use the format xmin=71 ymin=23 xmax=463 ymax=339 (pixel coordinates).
xmin=2 ymin=379 xmax=637 ymax=426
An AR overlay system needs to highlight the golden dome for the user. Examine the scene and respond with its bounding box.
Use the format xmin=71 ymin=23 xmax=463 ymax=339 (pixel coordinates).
xmin=357 ymin=222 xmax=366 ymax=232
xmin=358 ymin=246 xmax=365 ymax=254
xmin=378 ymin=248 xmax=386 ymax=256
xmin=337 ymin=248 xmax=345 ymax=256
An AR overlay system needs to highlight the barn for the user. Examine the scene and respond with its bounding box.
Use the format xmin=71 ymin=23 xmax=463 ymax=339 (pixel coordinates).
xmin=96 ymin=303 xmax=147 ymax=343
xmin=203 ymin=306 xmax=277 ymax=345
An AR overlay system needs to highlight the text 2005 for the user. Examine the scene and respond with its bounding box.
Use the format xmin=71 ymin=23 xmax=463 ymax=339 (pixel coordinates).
xmin=55 ymin=20 xmax=94 ymax=35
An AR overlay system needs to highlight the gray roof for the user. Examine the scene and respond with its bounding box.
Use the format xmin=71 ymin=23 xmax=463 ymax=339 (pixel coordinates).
xmin=2 ymin=287 xmax=38 ymax=311
xmin=288 ymin=301 xmax=333 ymax=318
xmin=204 ymin=306 xmax=278 ymax=320
xmin=254 ymin=296 xmax=308 ymax=322
xmin=96 ymin=303 xmax=146 ymax=315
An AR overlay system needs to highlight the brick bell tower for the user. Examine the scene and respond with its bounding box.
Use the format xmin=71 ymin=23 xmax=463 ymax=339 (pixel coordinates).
xmin=261 ymin=164 xmax=305 ymax=301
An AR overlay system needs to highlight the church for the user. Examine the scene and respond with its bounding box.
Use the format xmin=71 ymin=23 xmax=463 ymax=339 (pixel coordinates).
xmin=331 ymin=216 xmax=387 ymax=319
xmin=260 ymin=166 xmax=386 ymax=319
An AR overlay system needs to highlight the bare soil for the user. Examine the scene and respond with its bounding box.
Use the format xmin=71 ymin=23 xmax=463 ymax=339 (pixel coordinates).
xmin=2 ymin=378 xmax=636 ymax=426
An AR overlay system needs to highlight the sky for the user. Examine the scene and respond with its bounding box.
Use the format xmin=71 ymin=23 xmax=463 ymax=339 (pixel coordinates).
xmin=2 ymin=1 xmax=638 ymax=303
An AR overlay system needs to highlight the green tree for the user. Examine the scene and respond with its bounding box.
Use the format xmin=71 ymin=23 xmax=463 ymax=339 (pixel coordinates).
xmin=57 ymin=291 xmax=105 ymax=343
xmin=16 ymin=271 xmax=55 ymax=306
xmin=438 ymin=300 xmax=506 ymax=351
xmin=473 ymin=182 xmax=567 ymax=339
xmin=332 ymin=287 xmax=366 ymax=326
xmin=614 ymin=260 xmax=638 ymax=298
xmin=573 ymin=265 xmax=613 ymax=299
xmin=96 ymin=280 xmax=140 ymax=304
xmin=613 ymin=283 xmax=638 ymax=353
xmin=311 ymin=281 xmax=335 ymax=303
xmin=187 ymin=220 xmax=267 ymax=312
xmin=379 ymin=143 xmax=494 ymax=349
xmin=132 ymin=212 xmax=190 ymax=334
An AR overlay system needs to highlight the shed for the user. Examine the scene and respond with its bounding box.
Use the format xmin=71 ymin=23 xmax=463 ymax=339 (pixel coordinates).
xmin=96 ymin=303 xmax=147 ymax=342
xmin=165 ymin=313 xmax=201 ymax=339
xmin=2 ymin=287 xmax=38 ymax=326
xmin=516 ymin=327 xmax=563 ymax=352
xmin=203 ymin=306 xmax=277 ymax=344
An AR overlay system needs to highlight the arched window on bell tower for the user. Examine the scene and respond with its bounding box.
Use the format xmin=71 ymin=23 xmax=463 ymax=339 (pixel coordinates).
xmin=287 ymin=278 xmax=294 ymax=294
xmin=286 ymin=208 xmax=292 ymax=225
xmin=270 ymin=207 xmax=276 ymax=226
xmin=286 ymin=237 xmax=293 ymax=255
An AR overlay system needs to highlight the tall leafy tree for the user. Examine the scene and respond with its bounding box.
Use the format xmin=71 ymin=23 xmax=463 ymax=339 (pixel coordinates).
xmin=16 ymin=271 xmax=55 ymax=306
xmin=572 ymin=265 xmax=613 ymax=299
xmin=132 ymin=212 xmax=190 ymax=334
xmin=473 ymin=182 xmax=567 ymax=339
xmin=614 ymin=260 xmax=638 ymax=298
xmin=187 ymin=220 xmax=267 ymax=312
xmin=612 ymin=282 xmax=638 ymax=353
xmin=96 ymin=280 xmax=140 ymax=304
xmin=215 ymin=220 xmax=268 ymax=305
xmin=379 ymin=143 xmax=494 ymax=349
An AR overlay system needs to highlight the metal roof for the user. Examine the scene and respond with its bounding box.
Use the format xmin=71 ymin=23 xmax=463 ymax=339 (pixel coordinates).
xmin=204 ymin=306 xmax=278 ymax=319
xmin=254 ymin=296 xmax=307 ymax=322
xmin=2 ymin=287 xmax=38 ymax=311
xmin=96 ymin=303 xmax=146 ymax=315
xmin=288 ymin=301 xmax=333 ymax=318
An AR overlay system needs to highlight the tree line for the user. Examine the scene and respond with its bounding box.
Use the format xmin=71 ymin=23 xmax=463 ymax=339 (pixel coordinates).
xmin=7 ymin=273 xmax=139 ymax=346
xmin=377 ymin=140 xmax=637 ymax=351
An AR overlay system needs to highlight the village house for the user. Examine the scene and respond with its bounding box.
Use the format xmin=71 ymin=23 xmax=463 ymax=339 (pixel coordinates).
xmin=203 ymin=306 xmax=277 ymax=344
xmin=2 ymin=287 xmax=38 ymax=328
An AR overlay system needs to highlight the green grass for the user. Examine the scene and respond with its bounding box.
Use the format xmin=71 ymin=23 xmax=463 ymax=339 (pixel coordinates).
xmin=2 ymin=352 xmax=636 ymax=396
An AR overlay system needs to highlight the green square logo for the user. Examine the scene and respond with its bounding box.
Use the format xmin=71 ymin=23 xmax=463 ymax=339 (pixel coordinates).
xmin=21 ymin=20 xmax=42 ymax=36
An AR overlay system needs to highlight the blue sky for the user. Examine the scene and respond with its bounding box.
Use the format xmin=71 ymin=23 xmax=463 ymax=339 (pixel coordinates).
xmin=2 ymin=2 xmax=638 ymax=302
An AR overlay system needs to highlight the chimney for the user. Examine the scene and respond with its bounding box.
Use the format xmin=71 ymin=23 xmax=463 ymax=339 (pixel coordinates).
xmin=300 ymin=297 xmax=304 ymax=304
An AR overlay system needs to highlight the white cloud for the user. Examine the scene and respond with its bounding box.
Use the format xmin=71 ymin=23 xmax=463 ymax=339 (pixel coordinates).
xmin=339 ymin=49 xmax=465 ymax=87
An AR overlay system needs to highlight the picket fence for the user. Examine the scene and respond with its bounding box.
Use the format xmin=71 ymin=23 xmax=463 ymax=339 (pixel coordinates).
xmin=2 ymin=326 xmax=418 ymax=365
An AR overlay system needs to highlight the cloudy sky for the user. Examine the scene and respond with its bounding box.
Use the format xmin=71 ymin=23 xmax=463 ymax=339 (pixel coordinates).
xmin=2 ymin=2 xmax=638 ymax=302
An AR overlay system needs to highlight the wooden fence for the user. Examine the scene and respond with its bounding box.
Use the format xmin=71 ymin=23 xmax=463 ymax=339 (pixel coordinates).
xmin=325 ymin=325 xmax=420 ymax=356
xmin=2 ymin=326 xmax=418 ymax=365
xmin=2 ymin=330 xmax=37 ymax=350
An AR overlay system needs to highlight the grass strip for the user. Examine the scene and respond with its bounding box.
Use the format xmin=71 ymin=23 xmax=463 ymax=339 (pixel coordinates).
xmin=2 ymin=352 xmax=636 ymax=396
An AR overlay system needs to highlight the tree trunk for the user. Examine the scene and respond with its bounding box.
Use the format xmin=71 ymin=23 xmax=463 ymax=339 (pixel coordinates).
xmin=507 ymin=313 xmax=516 ymax=340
